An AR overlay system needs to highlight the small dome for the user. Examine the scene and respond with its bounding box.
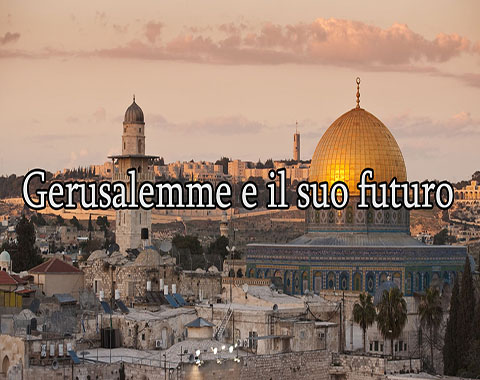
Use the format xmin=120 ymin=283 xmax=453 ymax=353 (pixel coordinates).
xmin=374 ymin=280 xmax=399 ymax=305
xmin=0 ymin=250 xmax=11 ymax=262
xmin=124 ymin=96 xmax=144 ymax=124
xmin=208 ymin=265 xmax=219 ymax=273
xmin=87 ymin=250 xmax=108 ymax=262
xmin=135 ymin=248 xmax=162 ymax=266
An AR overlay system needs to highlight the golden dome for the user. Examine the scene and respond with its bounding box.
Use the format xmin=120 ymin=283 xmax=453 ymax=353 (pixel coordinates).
xmin=309 ymin=106 xmax=406 ymax=196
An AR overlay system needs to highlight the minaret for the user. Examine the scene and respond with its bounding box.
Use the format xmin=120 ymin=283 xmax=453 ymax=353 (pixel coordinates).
xmin=109 ymin=96 xmax=158 ymax=253
xmin=293 ymin=121 xmax=300 ymax=162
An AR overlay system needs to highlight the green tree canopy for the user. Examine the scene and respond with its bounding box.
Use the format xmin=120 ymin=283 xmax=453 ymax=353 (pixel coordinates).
xmin=376 ymin=287 xmax=408 ymax=358
xmin=96 ymin=216 xmax=110 ymax=233
xmin=172 ymin=234 xmax=203 ymax=256
xmin=70 ymin=216 xmax=83 ymax=230
xmin=418 ymin=287 xmax=443 ymax=372
xmin=353 ymin=293 xmax=376 ymax=352
xmin=55 ymin=215 xmax=65 ymax=226
xmin=11 ymin=215 xmax=43 ymax=272
xmin=207 ymin=236 xmax=229 ymax=259
xmin=443 ymin=276 xmax=460 ymax=375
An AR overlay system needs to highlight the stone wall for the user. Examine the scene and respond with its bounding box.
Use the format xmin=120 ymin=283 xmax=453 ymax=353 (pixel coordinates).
xmin=8 ymin=362 xmax=122 ymax=380
xmin=182 ymin=349 xmax=331 ymax=380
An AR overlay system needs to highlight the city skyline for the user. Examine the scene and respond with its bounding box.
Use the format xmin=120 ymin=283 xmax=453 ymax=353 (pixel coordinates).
xmin=1 ymin=0 xmax=479 ymax=181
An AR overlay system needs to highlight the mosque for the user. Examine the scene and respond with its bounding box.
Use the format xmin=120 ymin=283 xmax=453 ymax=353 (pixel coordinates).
xmin=245 ymin=78 xmax=468 ymax=297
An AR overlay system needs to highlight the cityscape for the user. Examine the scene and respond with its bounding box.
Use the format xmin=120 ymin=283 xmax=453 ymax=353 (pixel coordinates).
xmin=1 ymin=1 xmax=480 ymax=380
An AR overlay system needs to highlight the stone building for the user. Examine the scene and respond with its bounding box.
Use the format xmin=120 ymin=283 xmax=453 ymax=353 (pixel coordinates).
xmin=81 ymin=249 xmax=222 ymax=305
xmin=28 ymin=257 xmax=84 ymax=298
xmin=196 ymin=284 xmax=339 ymax=355
xmin=109 ymin=97 xmax=158 ymax=253
xmin=455 ymin=180 xmax=480 ymax=203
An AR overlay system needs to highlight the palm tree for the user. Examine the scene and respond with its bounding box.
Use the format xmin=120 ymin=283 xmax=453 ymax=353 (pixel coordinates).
xmin=418 ymin=287 xmax=443 ymax=372
xmin=376 ymin=287 xmax=408 ymax=358
xmin=353 ymin=293 xmax=376 ymax=352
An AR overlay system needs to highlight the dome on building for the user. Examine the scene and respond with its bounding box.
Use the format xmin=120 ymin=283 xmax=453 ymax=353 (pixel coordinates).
xmin=87 ymin=250 xmax=108 ymax=262
xmin=0 ymin=250 xmax=11 ymax=262
xmin=135 ymin=248 xmax=162 ymax=266
xmin=309 ymin=79 xmax=406 ymax=196
xmin=124 ymin=96 xmax=144 ymax=124
xmin=373 ymin=279 xmax=399 ymax=305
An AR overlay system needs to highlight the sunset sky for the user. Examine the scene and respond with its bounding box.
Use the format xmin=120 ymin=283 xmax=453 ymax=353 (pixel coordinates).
xmin=1 ymin=0 xmax=479 ymax=181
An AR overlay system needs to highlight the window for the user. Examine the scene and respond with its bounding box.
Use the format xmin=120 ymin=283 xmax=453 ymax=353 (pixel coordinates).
xmin=369 ymin=342 xmax=373 ymax=351
xmin=142 ymin=333 xmax=145 ymax=341
xmin=374 ymin=341 xmax=378 ymax=351
xmin=380 ymin=343 xmax=384 ymax=352
xmin=248 ymin=331 xmax=258 ymax=349
xmin=139 ymin=128 xmax=141 ymax=133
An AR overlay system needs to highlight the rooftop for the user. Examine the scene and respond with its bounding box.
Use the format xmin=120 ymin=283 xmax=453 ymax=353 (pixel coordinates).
xmin=29 ymin=257 xmax=82 ymax=274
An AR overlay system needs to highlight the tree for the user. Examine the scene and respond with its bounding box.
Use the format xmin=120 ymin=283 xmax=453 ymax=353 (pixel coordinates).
xmin=264 ymin=158 xmax=274 ymax=168
xmin=12 ymin=215 xmax=43 ymax=272
xmin=31 ymin=213 xmax=47 ymax=226
xmin=172 ymin=235 xmax=203 ymax=256
xmin=376 ymin=287 xmax=408 ymax=358
xmin=207 ymin=236 xmax=229 ymax=259
xmin=70 ymin=216 xmax=83 ymax=230
xmin=443 ymin=276 xmax=460 ymax=375
xmin=55 ymin=215 xmax=65 ymax=226
xmin=457 ymin=257 xmax=476 ymax=373
xmin=88 ymin=214 xmax=94 ymax=232
xmin=353 ymin=293 xmax=376 ymax=352
xmin=418 ymin=287 xmax=443 ymax=372
xmin=96 ymin=216 xmax=110 ymax=234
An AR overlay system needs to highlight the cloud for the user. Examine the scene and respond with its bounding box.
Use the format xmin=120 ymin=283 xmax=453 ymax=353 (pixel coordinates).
xmin=0 ymin=32 xmax=20 ymax=45
xmin=91 ymin=18 xmax=475 ymax=68
xmin=145 ymin=21 xmax=163 ymax=44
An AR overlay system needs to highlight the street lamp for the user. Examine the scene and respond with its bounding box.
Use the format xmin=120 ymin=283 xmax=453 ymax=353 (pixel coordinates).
xmin=226 ymin=246 xmax=236 ymax=303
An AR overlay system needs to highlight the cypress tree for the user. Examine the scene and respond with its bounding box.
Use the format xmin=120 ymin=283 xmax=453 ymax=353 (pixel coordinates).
xmin=12 ymin=215 xmax=43 ymax=272
xmin=457 ymin=257 xmax=475 ymax=372
xmin=443 ymin=276 xmax=459 ymax=375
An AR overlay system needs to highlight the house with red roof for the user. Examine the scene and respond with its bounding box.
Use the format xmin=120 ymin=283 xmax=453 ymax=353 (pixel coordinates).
xmin=28 ymin=257 xmax=84 ymax=298
xmin=0 ymin=270 xmax=19 ymax=292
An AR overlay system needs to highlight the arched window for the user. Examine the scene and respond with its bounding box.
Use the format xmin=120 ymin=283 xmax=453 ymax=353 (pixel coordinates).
xmin=327 ymin=272 xmax=336 ymax=290
xmin=313 ymin=271 xmax=322 ymax=293
xmin=406 ymin=273 xmax=412 ymax=295
xmin=353 ymin=273 xmax=362 ymax=291
xmin=366 ymin=272 xmax=375 ymax=293
xmin=138 ymin=140 xmax=142 ymax=153
xmin=339 ymin=272 xmax=349 ymax=290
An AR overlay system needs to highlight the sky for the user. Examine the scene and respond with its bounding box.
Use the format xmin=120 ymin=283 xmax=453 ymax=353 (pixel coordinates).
xmin=0 ymin=0 xmax=479 ymax=182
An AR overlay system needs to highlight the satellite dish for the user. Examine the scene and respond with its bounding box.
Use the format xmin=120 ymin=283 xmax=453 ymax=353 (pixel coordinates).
xmin=160 ymin=241 xmax=172 ymax=253
xmin=242 ymin=284 xmax=249 ymax=294
xmin=273 ymin=304 xmax=278 ymax=312
xmin=52 ymin=360 xmax=59 ymax=370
